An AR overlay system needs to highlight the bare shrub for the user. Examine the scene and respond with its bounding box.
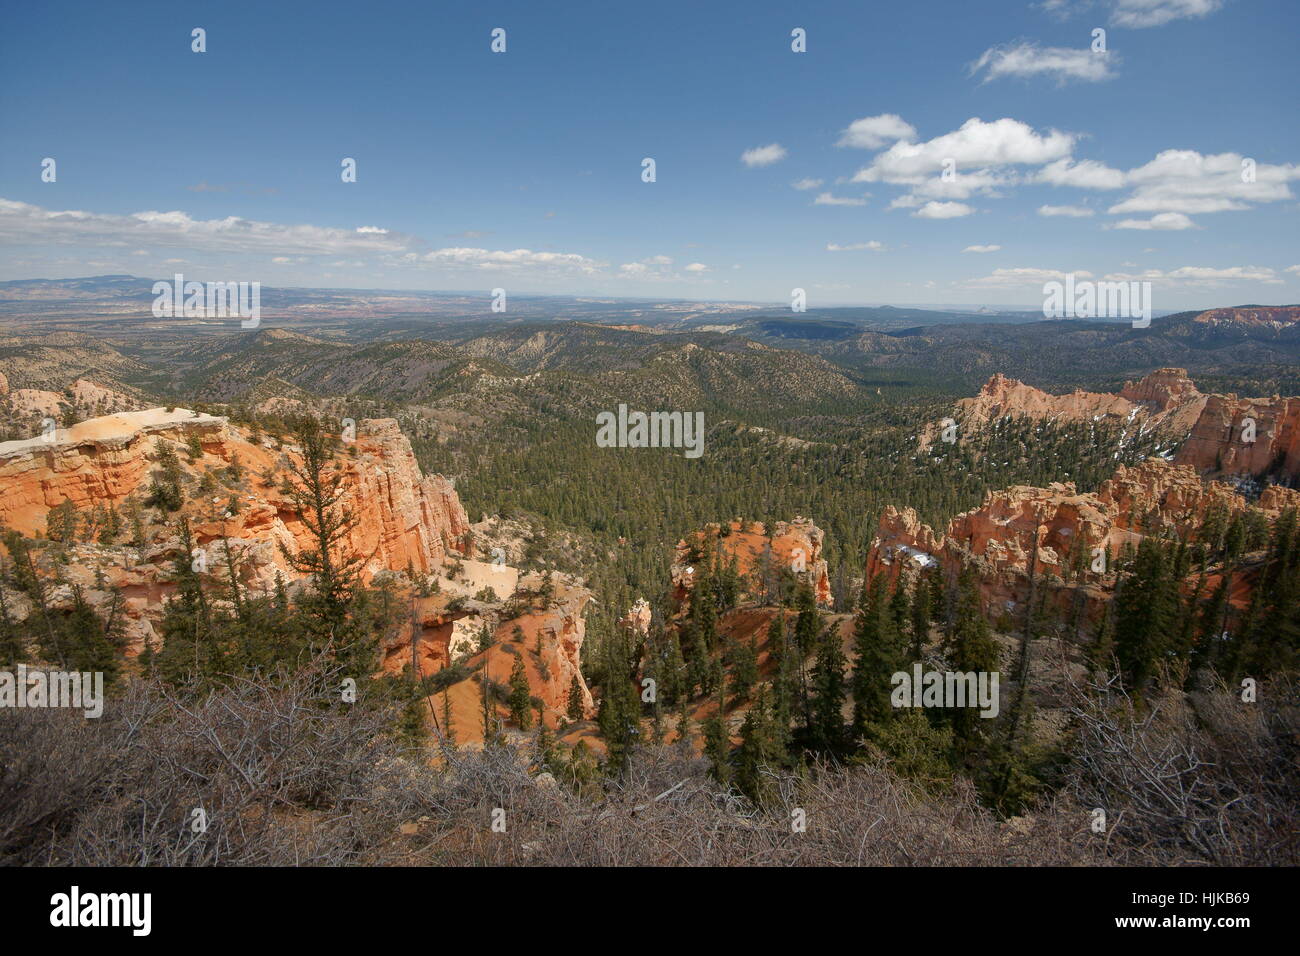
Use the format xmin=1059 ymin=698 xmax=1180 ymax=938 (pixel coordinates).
xmin=1065 ymin=672 xmax=1300 ymax=865
xmin=4 ymin=665 xmax=1294 ymax=867
xmin=1 ymin=662 xmax=434 ymax=865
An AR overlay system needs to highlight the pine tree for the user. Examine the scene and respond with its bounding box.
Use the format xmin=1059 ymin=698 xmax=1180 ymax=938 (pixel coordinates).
xmin=702 ymin=693 xmax=731 ymax=784
xmin=852 ymin=573 xmax=905 ymax=738
xmin=567 ymin=674 xmax=585 ymax=720
xmin=736 ymin=686 xmax=783 ymax=802
xmin=508 ymin=653 xmax=533 ymax=729
xmin=948 ymin=566 xmax=1000 ymax=751
xmin=1113 ymin=536 xmax=1177 ymax=693
xmin=810 ymin=621 xmax=848 ymax=754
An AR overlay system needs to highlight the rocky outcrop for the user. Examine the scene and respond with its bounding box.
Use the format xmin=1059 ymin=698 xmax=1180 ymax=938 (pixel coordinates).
xmin=672 ymin=517 xmax=832 ymax=610
xmin=1192 ymin=306 xmax=1300 ymax=329
xmin=865 ymin=460 xmax=1285 ymax=619
xmin=381 ymin=573 xmax=595 ymax=745
xmin=1174 ymin=392 xmax=1300 ymax=481
xmin=919 ymin=368 xmax=1206 ymax=451
xmin=0 ymin=409 xmax=229 ymax=535
xmin=0 ymin=408 xmax=470 ymax=654
xmin=623 ymin=598 xmax=652 ymax=636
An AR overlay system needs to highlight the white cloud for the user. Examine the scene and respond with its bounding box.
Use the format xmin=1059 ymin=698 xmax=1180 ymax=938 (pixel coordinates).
xmin=826 ymin=241 xmax=885 ymax=251
xmin=1111 ymin=0 xmax=1222 ymax=29
xmin=1035 ymin=157 xmax=1126 ymax=189
xmin=962 ymin=244 xmax=1002 ymax=253
xmin=1038 ymin=204 xmax=1096 ymax=217
xmin=741 ymin=143 xmax=788 ymax=167
xmin=1286 ymin=265 xmax=1300 ymax=275
xmin=813 ymin=192 xmax=868 ymax=206
xmin=0 ymin=198 xmax=409 ymax=256
xmin=912 ymin=201 xmax=974 ymax=219
xmin=971 ymin=42 xmax=1117 ymax=84
xmin=684 ymin=262 xmax=710 ymax=273
xmin=836 ymin=114 xmax=917 ymax=149
xmin=1109 ymin=150 xmax=1300 ymax=215
xmin=1104 ymin=265 xmax=1279 ymax=286
xmin=791 ymin=177 xmax=824 ymax=190
xmin=1039 ymin=0 xmax=1223 ymax=28
xmin=965 ymin=267 xmax=1094 ymax=288
xmin=422 ymin=247 xmax=604 ymax=274
xmin=1110 ymin=212 xmax=1197 ymax=230
xmin=851 ymin=117 xmax=1074 ymax=184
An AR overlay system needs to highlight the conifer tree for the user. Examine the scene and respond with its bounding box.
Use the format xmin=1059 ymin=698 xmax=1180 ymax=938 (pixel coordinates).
xmin=852 ymin=573 xmax=905 ymax=738
xmin=810 ymin=622 xmax=848 ymax=753
xmin=508 ymin=653 xmax=533 ymax=729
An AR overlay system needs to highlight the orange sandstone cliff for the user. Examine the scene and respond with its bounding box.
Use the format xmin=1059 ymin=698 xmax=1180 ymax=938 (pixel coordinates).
xmin=866 ymin=459 xmax=1300 ymax=619
xmin=672 ymin=516 xmax=833 ymax=610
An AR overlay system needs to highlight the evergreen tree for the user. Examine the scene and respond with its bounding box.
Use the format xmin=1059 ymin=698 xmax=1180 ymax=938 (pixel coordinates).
xmin=852 ymin=573 xmax=905 ymax=738
xmin=809 ymin=622 xmax=848 ymax=754
xmin=947 ymin=566 xmax=1000 ymax=751
xmin=1113 ymin=536 xmax=1177 ymax=693
xmin=508 ymin=653 xmax=533 ymax=729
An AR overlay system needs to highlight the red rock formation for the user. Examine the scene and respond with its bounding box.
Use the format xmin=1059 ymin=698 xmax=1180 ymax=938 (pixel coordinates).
xmin=920 ymin=368 xmax=1206 ymax=449
xmin=1174 ymin=393 xmax=1300 ymax=480
xmin=0 ymin=408 xmax=470 ymax=654
xmin=382 ymin=576 xmax=595 ymax=745
xmin=1192 ymin=306 xmax=1300 ymax=328
xmin=865 ymin=460 xmax=1279 ymax=620
xmin=672 ymin=516 xmax=832 ymax=609
xmin=1 ymin=408 xmax=595 ymax=749
xmin=0 ymin=409 xmax=230 ymax=534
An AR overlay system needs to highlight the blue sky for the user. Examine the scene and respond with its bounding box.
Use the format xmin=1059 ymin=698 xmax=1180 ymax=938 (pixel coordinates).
xmin=1 ymin=0 xmax=1297 ymax=308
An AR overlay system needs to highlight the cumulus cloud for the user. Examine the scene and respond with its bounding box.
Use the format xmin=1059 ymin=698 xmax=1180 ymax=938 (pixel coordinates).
xmin=912 ymin=201 xmax=974 ymax=219
xmin=813 ymin=192 xmax=868 ymax=206
xmin=826 ymin=241 xmax=885 ymax=251
xmin=851 ymin=117 xmax=1074 ymax=185
xmin=1038 ymin=204 xmax=1096 ymax=217
xmin=1107 ymin=150 xmax=1300 ymax=216
xmin=1110 ymin=212 xmax=1197 ymax=230
xmin=791 ymin=177 xmax=824 ymax=190
xmin=962 ymin=244 xmax=1002 ymax=253
xmin=741 ymin=143 xmax=788 ymax=167
xmin=971 ymin=42 xmax=1117 ymax=84
xmin=617 ymin=256 xmax=710 ymax=281
xmin=836 ymin=114 xmax=917 ymax=149
xmin=1035 ymin=158 xmax=1126 ymax=189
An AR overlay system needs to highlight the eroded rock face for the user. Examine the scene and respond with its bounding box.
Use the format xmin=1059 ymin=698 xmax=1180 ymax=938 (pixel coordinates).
xmin=0 ymin=409 xmax=230 ymax=535
xmin=0 ymin=408 xmax=471 ymax=654
xmin=672 ymin=516 xmax=832 ymax=610
xmin=623 ymin=598 xmax=652 ymax=636
xmin=1192 ymin=306 xmax=1300 ymax=328
xmin=1174 ymin=393 xmax=1300 ymax=481
xmin=921 ymin=368 xmax=1207 ymax=449
xmin=382 ymin=574 xmax=595 ymax=745
xmin=865 ymin=460 xmax=1286 ymax=619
